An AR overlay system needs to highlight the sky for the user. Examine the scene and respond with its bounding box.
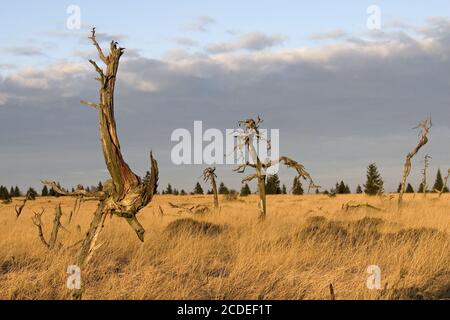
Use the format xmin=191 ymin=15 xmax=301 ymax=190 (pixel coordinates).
xmin=1 ymin=1 xmax=450 ymax=193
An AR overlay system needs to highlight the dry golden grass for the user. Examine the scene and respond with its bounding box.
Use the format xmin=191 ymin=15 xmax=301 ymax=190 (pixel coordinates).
xmin=0 ymin=194 xmax=449 ymax=300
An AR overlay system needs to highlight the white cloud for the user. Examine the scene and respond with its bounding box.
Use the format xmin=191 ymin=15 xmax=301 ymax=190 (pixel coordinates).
xmin=174 ymin=37 xmax=199 ymax=47
xmin=309 ymin=29 xmax=348 ymax=41
xmin=121 ymin=72 xmax=159 ymax=92
xmin=0 ymin=46 xmax=44 ymax=56
xmin=183 ymin=16 xmax=216 ymax=32
xmin=206 ymin=32 xmax=286 ymax=53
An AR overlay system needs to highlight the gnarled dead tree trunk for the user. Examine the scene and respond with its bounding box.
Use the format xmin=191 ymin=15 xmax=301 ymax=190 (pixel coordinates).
xmin=233 ymin=117 xmax=318 ymax=220
xmin=42 ymin=28 xmax=158 ymax=298
xmin=202 ymin=167 xmax=219 ymax=209
xmin=398 ymin=117 xmax=432 ymax=207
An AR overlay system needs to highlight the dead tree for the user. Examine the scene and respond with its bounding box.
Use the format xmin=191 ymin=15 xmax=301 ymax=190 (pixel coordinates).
xmin=233 ymin=117 xmax=318 ymax=220
xmin=420 ymin=154 xmax=431 ymax=198
xmin=438 ymin=169 xmax=450 ymax=198
xmin=202 ymin=167 xmax=219 ymax=209
xmin=398 ymin=117 xmax=432 ymax=207
xmin=67 ymin=197 xmax=83 ymax=225
xmin=15 ymin=198 xmax=27 ymax=219
xmin=31 ymin=205 xmax=63 ymax=249
xmin=42 ymin=28 xmax=158 ymax=272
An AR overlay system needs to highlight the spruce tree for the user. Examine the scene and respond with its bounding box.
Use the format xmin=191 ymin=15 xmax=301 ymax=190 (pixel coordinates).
xmin=26 ymin=187 xmax=38 ymax=200
xmin=218 ymin=182 xmax=229 ymax=195
xmin=338 ymin=181 xmax=347 ymax=194
xmin=406 ymin=183 xmax=414 ymax=193
xmin=240 ymin=183 xmax=251 ymax=197
xmin=165 ymin=184 xmax=173 ymax=195
xmin=292 ymin=177 xmax=304 ymax=195
xmin=41 ymin=185 xmax=49 ymax=197
xmin=194 ymin=182 xmax=204 ymax=195
xmin=0 ymin=186 xmax=10 ymax=200
xmin=97 ymin=181 xmax=103 ymax=192
xmin=14 ymin=186 xmax=21 ymax=197
xmin=345 ymin=184 xmax=351 ymax=194
xmin=418 ymin=182 xmax=425 ymax=193
xmin=282 ymin=184 xmax=287 ymax=195
xmin=265 ymin=174 xmax=281 ymax=195
xmin=364 ymin=163 xmax=384 ymax=195
xmin=356 ymin=185 xmax=363 ymax=194
xmin=180 ymin=189 xmax=186 ymax=196
xmin=432 ymin=169 xmax=444 ymax=193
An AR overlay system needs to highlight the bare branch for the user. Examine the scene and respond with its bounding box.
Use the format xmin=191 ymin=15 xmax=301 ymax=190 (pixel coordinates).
xmin=267 ymin=156 xmax=320 ymax=192
xmin=15 ymin=198 xmax=27 ymax=219
xmin=88 ymin=27 xmax=108 ymax=64
xmin=242 ymin=174 xmax=259 ymax=183
xmin=41 ymin=180 xmax=105 ymax=199
xmin=80 ymin=100 xmax=99 ymax=109
xmin=32 ymin=208 xmax=49 ymax=248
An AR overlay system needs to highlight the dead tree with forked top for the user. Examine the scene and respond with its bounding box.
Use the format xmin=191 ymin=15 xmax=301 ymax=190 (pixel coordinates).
xmin=14 ymin=198 xmax=27 ymax=219
xmin=31 ymin=205 xmax=63 ymax=250
xmin=41 ymin=29 xmax=158 ymax=297
xmin=202 ymin=167 xmax=219 ymax=209
xmin=233 ymin=117 xmax=318 ymax=220
xmin=398 ymin=117 xmax=432 ymax=207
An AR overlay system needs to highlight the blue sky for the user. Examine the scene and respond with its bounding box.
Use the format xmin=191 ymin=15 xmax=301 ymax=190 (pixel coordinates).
xmin=2 ymin=1 xmax=450 ymax=67
xmin=1 ymin=1 xmax=450 ymax=193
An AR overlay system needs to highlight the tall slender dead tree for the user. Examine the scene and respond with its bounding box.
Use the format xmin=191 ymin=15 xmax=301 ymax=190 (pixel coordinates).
xmin=420 ymin=154 xmax=431 ymax=198
xmin=42 ymin=28 xmax=158 ymax=291
xmin=398 ymin=117 xmax=432 ymax=207
xmin=202 ymin=167 xmax=219 ymax=209
xmin=233 ymin=117 xmax=318 ymax=220
xmin=438 ymin=168 xmax=450 ymax=198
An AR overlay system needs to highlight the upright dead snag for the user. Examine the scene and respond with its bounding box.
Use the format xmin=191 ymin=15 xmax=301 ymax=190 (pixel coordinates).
xmin=31 ymin=205 xmax=63 ymax=249
xmin=233 ymin=117 xmax=318 ymax=220
xmin=202 ymin=167 xmax=219 ymax=209
xmin=67 ymin=197 xmax=83 ymax=225
xmin=42 ymin=28 xmax=158 ymax=271
xmin=398 ymin=117 xmax=432 ymax=207
xmin=14 ymin=198 xmax=27 ymax=219
xmin=420 ymin=154 xmax=431 ymax=198
xmin=438 ymin=169 xmax=450 ymax=198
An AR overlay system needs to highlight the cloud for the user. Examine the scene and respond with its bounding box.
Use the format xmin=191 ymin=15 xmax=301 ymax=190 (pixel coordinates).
xmin=309 ymin=29 xmax=348 ymax=41
xmin=206 ymin=32 xmax=286 ymax=53
xmin=0 ymin=46 xmax=44 ymax=56
xmin=0 ymin=94 xmax=8 ymax=105
xmin=1 ymin=19 xmax=450 ymax=191
xmin=0 ymin=64 xmax=16 ymax=70
xmin=174 ymin=37 xmax=199 ymax=47
xmin=183 ymin=16 xmax=216 ymax=32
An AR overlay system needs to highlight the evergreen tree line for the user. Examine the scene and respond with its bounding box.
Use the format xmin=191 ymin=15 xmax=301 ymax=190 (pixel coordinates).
xmin=0 ymin=181 xmax=107 ymax=201
xmin=2 ymin=167 xmax=447 ymax=201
